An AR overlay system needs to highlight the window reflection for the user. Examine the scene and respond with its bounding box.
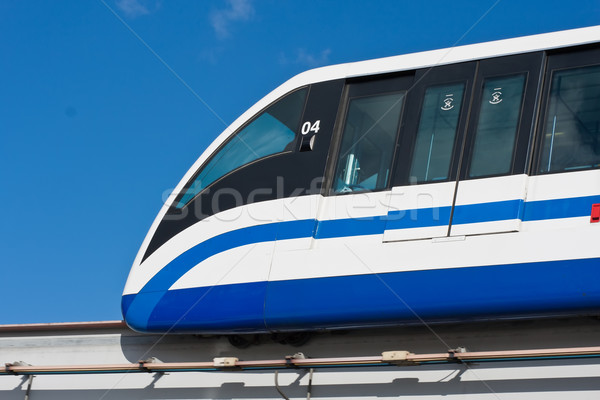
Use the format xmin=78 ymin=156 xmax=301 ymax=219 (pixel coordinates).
xmin=333 ymin=93 xmax=404 ymax=193
xmin=410 ymin=83 xmax=465 ymax=183
xmin=540 ymin=65 xmax=600 ymax=173
xmin=469 ymin=74 xmax=526 ymax=177
xmin=176 ymin=88 xmax=307 ymax=208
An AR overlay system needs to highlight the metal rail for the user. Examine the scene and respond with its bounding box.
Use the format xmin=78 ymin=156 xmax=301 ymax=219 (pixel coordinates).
xmin=0 ymin=320 xmax=126 ymax=333
xmin=3 ymin=346 xmax=600 ymax=376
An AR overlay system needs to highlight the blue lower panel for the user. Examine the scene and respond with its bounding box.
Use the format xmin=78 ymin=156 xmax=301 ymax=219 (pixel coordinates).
xmin=265 ymin=258 xmax=600 ymax=330
xmin=123 ymin=258 xmax=600 ymax=333
xmin=122 ymin=281 xmax=268 ymax=333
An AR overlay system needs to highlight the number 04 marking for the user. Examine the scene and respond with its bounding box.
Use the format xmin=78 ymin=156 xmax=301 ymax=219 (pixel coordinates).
xmin=301 ymin=120 xmax=321 ymax=135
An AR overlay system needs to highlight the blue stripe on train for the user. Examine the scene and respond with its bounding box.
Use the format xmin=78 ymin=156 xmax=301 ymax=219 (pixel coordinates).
xmin=123 ymin=219 xmax=317 ymax=331
xmin=123 ymin=194 xmax=600 ymax=331
xmin=453 ymin=199 xmax=524 ymax=224
xmin=316 ymin=195 xmax=600 ymax=239
xmin=123 ymin=258 xmax=600 ymax=333
xmin=524 ymin=195 xmax=600 ymax=221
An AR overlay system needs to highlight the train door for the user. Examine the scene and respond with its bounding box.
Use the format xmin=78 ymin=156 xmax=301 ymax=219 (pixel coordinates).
xmin=383 ymin=53 xmax=543 ymax=242
xmin=319 ymin=72 xmax=415 ymax=232
xmin=382 ymin=63 xmax=476 ymax=241
xmin=450 ymin=53 xmax=543 ymax=236
xmin=265 ymin=73 xmax=414 ymax=331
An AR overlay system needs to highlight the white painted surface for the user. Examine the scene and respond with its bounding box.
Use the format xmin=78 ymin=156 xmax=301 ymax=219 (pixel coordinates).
xmin=124 ymin=199 xmax=285 ymax=294
xmin=526 ymin=169 xmax=600 ymax=201
xmin=2 ymin=319 xmax=600 ymax=399
xmin=383 ymin=182 xmax=456 ymax=241
xmin=170 ymin=242 xmax=274 ymax=290
xmin=128 ymin=26 xmax=600 ymax=294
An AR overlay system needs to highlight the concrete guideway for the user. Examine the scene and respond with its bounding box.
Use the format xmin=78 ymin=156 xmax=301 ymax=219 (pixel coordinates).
xmin=1 ymin=317 xmax=600 ymax=399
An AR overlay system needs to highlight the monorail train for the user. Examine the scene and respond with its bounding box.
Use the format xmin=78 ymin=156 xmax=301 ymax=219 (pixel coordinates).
xmin=123 ymin=26 xmax=600 ymax=334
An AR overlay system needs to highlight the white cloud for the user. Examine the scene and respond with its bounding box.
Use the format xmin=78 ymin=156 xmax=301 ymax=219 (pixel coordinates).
xmin=116 ymin=0 xmax=153 ymax=18
xmin=280 ymin=48 xmax=332 ymax=68
xmin=296 ymin=48 xmax=331 ymax=67
xmin=211 ymin=0 xmax=254 ymax=39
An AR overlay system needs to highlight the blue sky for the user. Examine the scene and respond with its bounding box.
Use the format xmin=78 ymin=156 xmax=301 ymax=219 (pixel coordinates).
xmin=1 ymin=0 xmax=598 ymax=324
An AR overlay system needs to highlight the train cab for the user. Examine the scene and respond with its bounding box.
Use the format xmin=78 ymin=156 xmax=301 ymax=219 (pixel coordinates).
xmin=122 ymin=26 xmax=600 ymax=334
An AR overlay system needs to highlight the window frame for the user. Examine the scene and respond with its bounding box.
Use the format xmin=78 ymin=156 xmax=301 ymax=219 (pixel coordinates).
xmin=391 ymin=62 xmax=477 ymax=188
xmin=407 ymin=80 xmax=469 ymax=184
xmin=459 ymin=52 xmax=543 ymax=181
xmin=463 ymin=71 xmax=529 ymax=179
xmin=332 ymin=90 xmax=407 ymax=194
xmin=532 ymin=44 xmax=600 ymax=176
xmin=325 ymin=72 xmax=415 ymax=196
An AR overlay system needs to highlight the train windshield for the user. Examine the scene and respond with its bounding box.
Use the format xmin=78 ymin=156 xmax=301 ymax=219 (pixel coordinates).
xmin=176 ymin=88 xmax=308 ymax=208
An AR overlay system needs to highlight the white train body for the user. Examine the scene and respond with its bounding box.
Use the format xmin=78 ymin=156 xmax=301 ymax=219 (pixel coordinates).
xmin=122 ymin=26 xmax=600 ymax=334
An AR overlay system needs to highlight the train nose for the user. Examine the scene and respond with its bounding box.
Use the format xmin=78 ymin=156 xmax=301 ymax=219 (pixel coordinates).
xmin=122 ymin=271 xmax=271 ymax=334
xmin=121 ymin=291 xmax=165 ymax=333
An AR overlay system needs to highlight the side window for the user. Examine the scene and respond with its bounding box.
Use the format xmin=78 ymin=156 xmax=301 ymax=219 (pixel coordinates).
xmin=333 ymin=92 xmax=404 ymax=193
xmin=469 ymin=74 xmax=526 ymax=177
xmin=539 ymin=65 xmax=600 ymax=173
xmin=409 ymin=83 xmax=465 ymax=183
xmin=176 ymin=88 xmax=308 ymax=208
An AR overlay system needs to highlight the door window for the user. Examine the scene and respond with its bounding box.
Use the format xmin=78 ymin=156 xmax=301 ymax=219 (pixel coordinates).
xmin=409 ymin=83 xmax=465 ymax=183
xmin=333 ymin=93 xmax=404 ymax=193
xmin=469 ymin=74 xmax=526 ymax=177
